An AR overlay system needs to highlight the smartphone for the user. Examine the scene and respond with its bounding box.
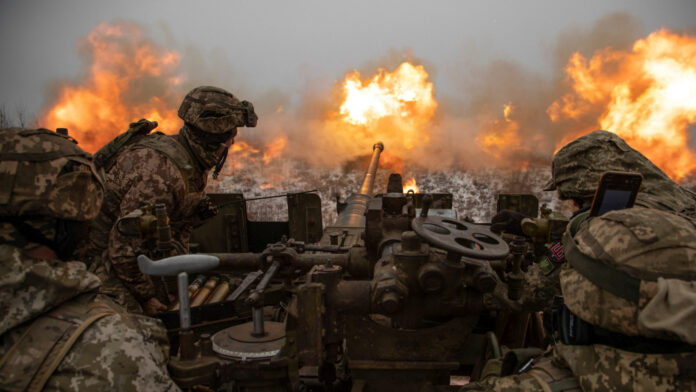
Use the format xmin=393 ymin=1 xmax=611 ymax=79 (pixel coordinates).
xmin=589 ymin=171 xmax=643 ymax=217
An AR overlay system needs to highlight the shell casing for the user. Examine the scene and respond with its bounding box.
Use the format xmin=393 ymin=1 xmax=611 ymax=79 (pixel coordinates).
xmin=190 ymin=276 xmax=220 ymax=307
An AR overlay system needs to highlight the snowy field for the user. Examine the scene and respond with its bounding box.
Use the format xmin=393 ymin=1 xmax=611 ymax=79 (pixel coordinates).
xmin=208 ymin=160 xmax=577 ymax=225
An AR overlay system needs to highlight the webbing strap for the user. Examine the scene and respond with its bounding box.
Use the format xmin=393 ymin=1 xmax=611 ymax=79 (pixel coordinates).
xmin=28 ymin=311 xmax=113 ymax=392
xmin=562 ymin=232 xmax=641 ymax=303
xmin=0 ymin=297 xmax=115 ymax=392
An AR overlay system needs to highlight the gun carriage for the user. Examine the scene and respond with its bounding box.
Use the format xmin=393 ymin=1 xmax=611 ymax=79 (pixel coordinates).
xmin=135 ymin=143 xmax=562 ymax=391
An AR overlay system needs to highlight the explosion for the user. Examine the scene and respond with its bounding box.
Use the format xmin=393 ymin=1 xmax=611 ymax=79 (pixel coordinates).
xmin=39 ymin=22 xmax=184 ymax=153
xmin=326 ymin=62 xmax=437 ymax=159
xmin=476 ymin=102 xmax=524 ymax=163
xmin=548 ymin=29 xmax=696 ymax=180
xmin=403 ymin=177 xmax=419 ymax=193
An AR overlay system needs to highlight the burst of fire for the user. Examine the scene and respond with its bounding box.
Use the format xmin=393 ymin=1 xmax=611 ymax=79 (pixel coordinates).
xmin=476 ymin=102 xmax=523 ymax=162
xmin=403 ymin=177 xmax=419 ymax=193
xmin=263 ymin=136 xmax=288 ymax=164
xmin=330 ymin=62 xmax=437 ymax=159
xmin=39 ymin=22 xmax=184 ymax=153
xmin=548 ymin=28 xmax=696 ymax=180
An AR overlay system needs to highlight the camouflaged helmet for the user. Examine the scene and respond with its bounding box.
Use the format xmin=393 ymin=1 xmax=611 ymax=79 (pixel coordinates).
xmin=0 ymin=128 xmax=104 ymax=221
xmin=561 ymin=207 xmax=696 ymax=343
xmin=545 ymin=130 xmax=696 ymax=215
xmin=177 ymin=86 xmax=257 ymax=134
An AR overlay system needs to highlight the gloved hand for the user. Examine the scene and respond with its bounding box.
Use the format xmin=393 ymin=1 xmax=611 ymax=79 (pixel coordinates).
xmin=490 ymin=210 xmax=528 ymax=236
xmin=143 ymin=297 xmax=168 ymax=315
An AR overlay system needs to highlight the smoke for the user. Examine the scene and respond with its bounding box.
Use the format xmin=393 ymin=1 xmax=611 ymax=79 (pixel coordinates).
xmin=402 ymin=12 xmax=649 ymax=172
xmin=37 ymin=14 xmax=689 ymax=180
xmin=251 ymin=12 xmax=653 ymax=175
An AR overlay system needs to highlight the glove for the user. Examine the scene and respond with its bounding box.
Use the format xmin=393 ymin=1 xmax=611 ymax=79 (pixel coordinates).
xmin=490 ymin=210 xmax=528 ymax=236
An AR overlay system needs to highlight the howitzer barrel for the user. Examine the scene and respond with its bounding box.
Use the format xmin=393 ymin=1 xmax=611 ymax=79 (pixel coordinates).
xmin=359 ymin=142 xmax=384 ymax=196
xmin=336 ymin=142 xmax=384 ymax=228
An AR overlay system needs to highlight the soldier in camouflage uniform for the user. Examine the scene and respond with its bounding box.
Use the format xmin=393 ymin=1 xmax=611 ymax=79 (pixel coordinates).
xmin=82 ymin=86 xmax=257 ymax=315
xmin=489 ymin=130 xmax=696 ymax=313
xmin=465 ymin=132 xmax=696 ymax=391
xmin=0 ymin=128 xmax=180 ymax=391
xmin=464 ymin=206 xmax=696 ymax=391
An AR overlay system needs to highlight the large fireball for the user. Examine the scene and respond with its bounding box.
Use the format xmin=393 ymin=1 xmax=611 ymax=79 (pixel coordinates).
xmin=548 ymin=29 xmax=696 ymax=180
xmin=326 ymin=62 xmax=437 ymax=161
xmin=39 ymin=22 xmax=184 ymax=153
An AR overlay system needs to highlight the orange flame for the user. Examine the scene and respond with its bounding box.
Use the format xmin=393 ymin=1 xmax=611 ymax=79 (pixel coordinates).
xmin=329 ymin=62 xmax=437 ymax=159
xmin=39 ymin=22 xmax=184 ymax=153
xmin=403 ymin=177 xmax=419 ymax=193
xmin=548 ymin=29 xmax=696 ymax=180
xmin=263 ymin=136 xmax=288 ymax=164
xmin=476 ymin=102 xmax=523 ymax=162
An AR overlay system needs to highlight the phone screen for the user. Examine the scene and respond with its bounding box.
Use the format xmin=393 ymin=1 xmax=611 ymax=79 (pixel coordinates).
xmin=589 ymin=172 xmax=642 ymax=217
xmin=596 ymin=189 xmax=634 ymax=216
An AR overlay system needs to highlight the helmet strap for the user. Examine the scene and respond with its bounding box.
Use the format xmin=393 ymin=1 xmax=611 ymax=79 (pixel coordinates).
xmin=212 ymin=147 xmax=229 ymax=179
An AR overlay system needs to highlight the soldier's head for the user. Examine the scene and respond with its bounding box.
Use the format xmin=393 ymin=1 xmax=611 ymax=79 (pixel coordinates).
xmin=178 ymin=86 xmax=257 ymax=177
xmin=0 ymin=128 xmax=104 ymax=259
xmin=561 ymin=207 xmax=696 ymax=344
xmin=544 ymin=130 xmax=690 ymax=209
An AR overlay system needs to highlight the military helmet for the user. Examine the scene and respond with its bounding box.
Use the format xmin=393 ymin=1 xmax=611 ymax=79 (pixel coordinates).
xmin=545 ymin=130 xmax=696 ymax=215
xmin=0 ymin=128 xmax=104 ymax=221
xmin=177 ymin=86 xmax=257 ymax=134
xmin=561 ymin=207 xmax=696 ymax=343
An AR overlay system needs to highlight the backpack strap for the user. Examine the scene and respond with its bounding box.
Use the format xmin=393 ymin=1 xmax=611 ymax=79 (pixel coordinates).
xmin=0 ymin=294 xmax=116 ymax=392
xmin=562 ymin=229 xmax=642 ymax=303
xmin=93 ymin=120 xmax=158 ymax=171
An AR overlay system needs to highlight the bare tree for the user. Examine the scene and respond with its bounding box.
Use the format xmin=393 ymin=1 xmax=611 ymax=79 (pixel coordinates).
xmin=0 ymin=104 xmax=36 ymax=129
xmin=0 ymin=104 xmax=10 ymax=128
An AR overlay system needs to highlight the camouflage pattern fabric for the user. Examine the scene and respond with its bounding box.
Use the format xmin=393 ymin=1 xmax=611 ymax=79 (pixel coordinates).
xmin=561 ymin=207 xmax=696 ymax=340
xmin=555 ymin=343 xmax=696 ymax=392
xmin=178 ymin=86 xmax=257 ymax=134
xmin=0 ymin=128 xmax=104 ymax=221
xmin=519 ymin=262 xmax=562 ymax=311
xmin=462 ymin=342 xmax=696 ymax=392
xmin=94 ymin=145 xmax=201 ymax=306
xmin=545 ymin=130 xmax=696 ymax=219
xmin=179 ymin=124 xmax=230 ymax=170
xmin=0 ymin=238 xmax=180 ymax=391
xmin=460 ymin=350 xmax=580 ymax=391
xmin=0 ymin=238 xmax=100 ymax=335
xmin=483 ymin=262 xmax=561 ymax=313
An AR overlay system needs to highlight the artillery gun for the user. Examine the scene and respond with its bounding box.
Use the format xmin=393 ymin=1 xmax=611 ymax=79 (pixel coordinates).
xmin=140 ymin=143 xmax=550 ymax=391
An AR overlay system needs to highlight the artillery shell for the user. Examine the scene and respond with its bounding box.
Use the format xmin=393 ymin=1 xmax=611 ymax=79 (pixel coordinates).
xmin=188 ymin=274 xmax=208 ymax=297
xmin=170 ymin=274 xmax=208 ymax=311
xmin=204 ymin=281 xmax=231 ymax=304
xmin=191 ymin=276 xmax=220 ymax=307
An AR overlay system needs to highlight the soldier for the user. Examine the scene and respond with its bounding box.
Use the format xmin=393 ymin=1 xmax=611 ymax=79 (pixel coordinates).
xmin=463 ymin=206 xmax=696 ymax=391
xmin=489 ymin=130 xmax=696 ymax=312
xmin=83 ymin=86 xmax=257 ymax=315
xmin=0 ymin=127 xmax=180 ymax=391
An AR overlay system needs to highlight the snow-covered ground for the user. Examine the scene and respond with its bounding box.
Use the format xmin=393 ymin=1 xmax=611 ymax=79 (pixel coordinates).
xmin=208 ymin=160 xmax=576 ymax=225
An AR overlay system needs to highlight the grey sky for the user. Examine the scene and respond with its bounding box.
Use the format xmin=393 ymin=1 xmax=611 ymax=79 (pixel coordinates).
xmin=1 ymin=0 xmax=695 ymax=121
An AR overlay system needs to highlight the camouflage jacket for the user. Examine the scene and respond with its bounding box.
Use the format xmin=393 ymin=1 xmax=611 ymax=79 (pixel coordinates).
xmin=0 ymin=241 xmax=180 ymax=391
xmin=462 ymin=343 xmax=696 ymax=391
xmin=86 ymin=133 xmax=208 ymax=305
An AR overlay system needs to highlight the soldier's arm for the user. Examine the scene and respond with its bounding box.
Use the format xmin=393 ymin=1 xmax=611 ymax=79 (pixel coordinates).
xmin=106 ymin=149 xmax=188 ymax=306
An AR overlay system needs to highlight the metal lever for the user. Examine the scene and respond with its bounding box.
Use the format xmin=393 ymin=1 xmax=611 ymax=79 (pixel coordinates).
xmin=137 ymin=254 xmax=220 ymax=359
xmin=246 ymin=259 xmax=281 ymax=337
